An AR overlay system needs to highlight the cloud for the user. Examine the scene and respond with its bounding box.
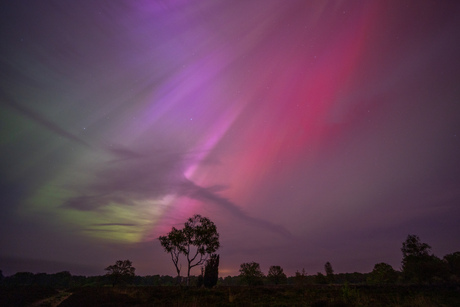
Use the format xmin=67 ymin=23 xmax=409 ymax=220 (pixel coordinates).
xmin=106 ymin=146 xmax=145 ymax=161
xmin=91 ymin=223 xmax=138 ymax=227
xmin=182 ymin=180 xmax=293 ymax=239
xmin=62 ymin=145 xmax=292 ymax=239
xmin=1 ymin=93 xmax=90 ymax=148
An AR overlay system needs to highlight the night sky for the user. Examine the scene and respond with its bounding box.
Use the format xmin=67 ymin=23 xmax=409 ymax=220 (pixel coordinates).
xmin=1 ymin=1 xmax=460 ymax=277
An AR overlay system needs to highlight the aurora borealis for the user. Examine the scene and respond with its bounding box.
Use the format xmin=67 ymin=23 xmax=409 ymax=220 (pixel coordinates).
xmin=1 ymin=1 xmax=460 ymax=277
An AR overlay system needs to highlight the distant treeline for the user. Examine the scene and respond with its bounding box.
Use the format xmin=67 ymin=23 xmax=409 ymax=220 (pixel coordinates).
xmin=0 ymin=271 xmax=176 ymax=288
xmin=1 ymin=234 xmax=459 ymax=288
xmin=0 ymin=270 xmax=381 ymax=288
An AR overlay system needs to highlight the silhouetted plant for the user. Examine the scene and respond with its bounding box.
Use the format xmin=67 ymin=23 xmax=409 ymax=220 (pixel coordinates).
xmin=401 ymin=234 xmax=431 ymax=259
xmin=404 ymin=254 xmax=447 ymax=284
xmin=105 ymin=259 xmax=135 ymax=287
xmin=239 ymin=262 xmax=264 ymax=286
xmin=401 ymin=234 xmax=447 ymax=284
xmin=342 ymin=282 xmax=360 ymax=304
xmin=325 ymin=261 xmax=334 ymax=283
xmin=159 ymin=214 xmax=220 ymax=285
xmin=367 ymin=262 xmax=397 ymax=284
xmin=294 ymin=268 xmax=307 ymax=286
xmin=203 ymin=254 xmax=219 ymax=288
xmin=267 ymin=265 xmax=287 ymax=285
xmin=159 ymin=227 xmax=185 ymax=281
xmin=444 ymin=251 xmax=460 ymax=283
xmin=315 ymin=272 xmax=327 ymax=284
xmin=197 ymin=267 xmax=204 ymax=287
xmin=10 ymin=272 xmax=34 ymax=285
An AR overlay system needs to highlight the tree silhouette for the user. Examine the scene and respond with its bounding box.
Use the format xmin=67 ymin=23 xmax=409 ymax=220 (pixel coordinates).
xmin=239 ymin=262 xmax=264 ymax=286
xmin=203 ymin=254 xmax=219 ymax=288
xmin=444 ymin=252 xmax=460 ymax=281
xmin=401 ymin=234 xmax=447 ymax=284
xmin=105 ymin=260 xmax=135 ymax=287
xmin=367 ymin=263 xmax=397 ymax=284
xmin=267 ymin=265 xmax=287 ymax=285
xmin=295 ymin=268 xmax=307 ymax=286
xmin=401 ymin=234 xmax=431 ymax=259
xmin=159 ymin=227 xmax=185 ymax=281
xmin=159 ymin=214 xmax=220 ymax=285
xmin=325 ymin=261 xmax=334 ymax=283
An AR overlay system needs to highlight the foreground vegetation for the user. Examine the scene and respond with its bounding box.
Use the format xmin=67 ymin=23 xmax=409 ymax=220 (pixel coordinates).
xmin=2 ymin=220 xmax=459 ymax=306
xmin=1 ymin=284 xmax=459 ymax=307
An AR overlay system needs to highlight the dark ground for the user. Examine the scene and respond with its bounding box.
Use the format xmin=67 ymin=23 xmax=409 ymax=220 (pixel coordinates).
xmin=1 ymin=285 xmax=459 ymax=307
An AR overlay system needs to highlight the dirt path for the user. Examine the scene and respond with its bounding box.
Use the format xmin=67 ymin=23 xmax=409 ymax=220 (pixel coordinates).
xmin=29 ymin=290 xmax=72 ymax=307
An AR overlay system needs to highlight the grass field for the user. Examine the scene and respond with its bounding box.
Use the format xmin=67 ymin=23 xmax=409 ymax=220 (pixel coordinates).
xmin=1 ymin=284 xmax=459 ymax=306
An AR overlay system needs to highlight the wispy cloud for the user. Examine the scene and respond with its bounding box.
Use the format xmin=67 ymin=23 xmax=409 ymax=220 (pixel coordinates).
xmin=181 ymin=180 xmax=293 ymax=239
xmin=62 ymin=145 xmax=292 ymax=239
xmin=1 ymin=93 xmax=90 ymax=147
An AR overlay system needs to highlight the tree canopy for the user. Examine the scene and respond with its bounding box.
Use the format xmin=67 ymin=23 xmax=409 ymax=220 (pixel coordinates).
xmin=367 ymin=263 xmax=397 ymax=285
xmin=105 ymin=260 xmax=135 ymax=286
xmin=401 ymin=234 xmax=431 ymax=259
xmin=267 ymin=265 xmax=287 ymax=285
xmin=239 ymin=262 xmax=264 ymax=286
xmin=401 ymin=234 xmax=448 ymax=284
xmin=159 ymin=214 xmax=220 ymax=285
xmin=159 ymin=227 xmax=185 ymax=278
